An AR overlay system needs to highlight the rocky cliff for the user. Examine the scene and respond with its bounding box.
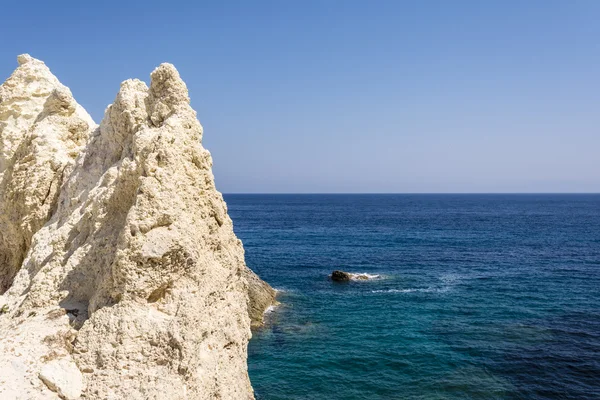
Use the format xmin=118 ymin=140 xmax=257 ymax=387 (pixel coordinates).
xmin=0 ymin=55 xmax=275 ymax=400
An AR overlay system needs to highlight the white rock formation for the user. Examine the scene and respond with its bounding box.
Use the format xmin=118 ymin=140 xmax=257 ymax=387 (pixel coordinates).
xmin=0 ymin=54 xmax=95 ymax=293
xmin=39 ymin=359 xmax=84 ymax=400
xmin=0 ymin=55 xmax=275 ymax=399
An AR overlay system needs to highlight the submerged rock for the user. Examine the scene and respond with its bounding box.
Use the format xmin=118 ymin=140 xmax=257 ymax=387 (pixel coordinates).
xmin=245 ymin=266 xmax=277 ymax=327
xmin=0 ymin=55 xmax=275 ymax=399
xmin=331 ymin=270 xmax=351 ymax=282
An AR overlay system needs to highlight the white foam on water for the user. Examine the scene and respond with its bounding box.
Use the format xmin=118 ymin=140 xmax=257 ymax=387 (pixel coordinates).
xmin=367 ymin=272 xmax=461 ymax=294
xmin=439 ymin=273 xmax=461 ymax=284
xmin=371 ymin=286 xmax=450 ymax=294
xmin=264 ymin=305 xmax=277 ymax=314
xmin=348 ymin=272 xmax=384 ymax=281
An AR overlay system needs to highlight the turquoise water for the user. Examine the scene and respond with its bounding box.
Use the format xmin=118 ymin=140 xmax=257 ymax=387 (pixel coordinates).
xmin=225 ymin=194 xmax=600 ymax=400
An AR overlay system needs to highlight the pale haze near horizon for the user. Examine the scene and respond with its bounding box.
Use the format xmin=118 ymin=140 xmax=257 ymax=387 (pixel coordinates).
xmin=0 ymin=1 xmax=598 ymax=193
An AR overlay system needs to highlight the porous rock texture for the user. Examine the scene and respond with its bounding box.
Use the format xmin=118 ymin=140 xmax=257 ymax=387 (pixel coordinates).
xmin=0 ymin=55 xmax=275 ymax=400
xmin=0 ymin=54 xmax=94 ymax=294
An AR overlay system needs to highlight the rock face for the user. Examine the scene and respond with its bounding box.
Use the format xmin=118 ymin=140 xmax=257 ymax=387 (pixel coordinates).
xmin=0 ymin=54 xmax=94 ymax=293
xmin=0 ymin=55 xmax=275 ymax=399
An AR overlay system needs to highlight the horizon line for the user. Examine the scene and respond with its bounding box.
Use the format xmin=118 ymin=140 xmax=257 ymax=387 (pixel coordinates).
xmin=221 ymin=192 xmax=600 ymax=195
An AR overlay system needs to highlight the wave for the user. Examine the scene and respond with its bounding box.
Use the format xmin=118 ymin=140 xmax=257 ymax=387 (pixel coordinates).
xmin=370 ymin=273 xmax=461 ymax=294
xmin=273 ymin=287 xmax=298 ymax=294
xmin=371 ymin=286 xmax=451 ymax=294
xmin=263 ymin=305 xmax=277 ymax=314
xmin=348 ymin=272 xmax=384 ymax=281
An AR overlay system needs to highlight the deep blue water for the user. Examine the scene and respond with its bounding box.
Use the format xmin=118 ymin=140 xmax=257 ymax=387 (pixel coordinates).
xmin=224 ymin=194 xmax=600 ymax=400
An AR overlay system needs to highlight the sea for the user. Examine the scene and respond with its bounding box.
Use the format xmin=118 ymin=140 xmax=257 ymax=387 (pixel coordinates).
xmin=224 ymin=194 xmax=600 ymax=400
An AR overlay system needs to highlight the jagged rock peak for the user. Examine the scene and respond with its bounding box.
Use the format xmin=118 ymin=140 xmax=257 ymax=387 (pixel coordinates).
xmin=0 ymin=54 xmax=94 ymax=166
xmin=147 ymin=63 xmax=192 ymax=127
xmin=149 ymin=63 xmax=190 ymax=104
xmin=17 ymin=53 xmax=36 ymax=65
xmin=0 ymin=55 xmax=275 ymax=399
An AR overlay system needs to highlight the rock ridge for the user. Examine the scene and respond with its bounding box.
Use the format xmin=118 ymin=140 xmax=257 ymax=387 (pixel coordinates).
xmin=0 ymin=55 xmax=275 ymax=399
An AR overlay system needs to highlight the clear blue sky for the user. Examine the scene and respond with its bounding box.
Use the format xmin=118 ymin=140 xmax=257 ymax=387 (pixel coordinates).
xmin=1 ymin=1 xmax=598 ymax=193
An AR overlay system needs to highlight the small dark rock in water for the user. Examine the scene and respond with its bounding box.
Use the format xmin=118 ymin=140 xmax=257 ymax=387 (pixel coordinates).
xmin=331 ymin=270 xmax=351 ymax=282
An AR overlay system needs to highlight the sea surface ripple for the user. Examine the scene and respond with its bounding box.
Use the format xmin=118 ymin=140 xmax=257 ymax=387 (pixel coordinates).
xmin=225 ymin=194 xmax=600 ymax=400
